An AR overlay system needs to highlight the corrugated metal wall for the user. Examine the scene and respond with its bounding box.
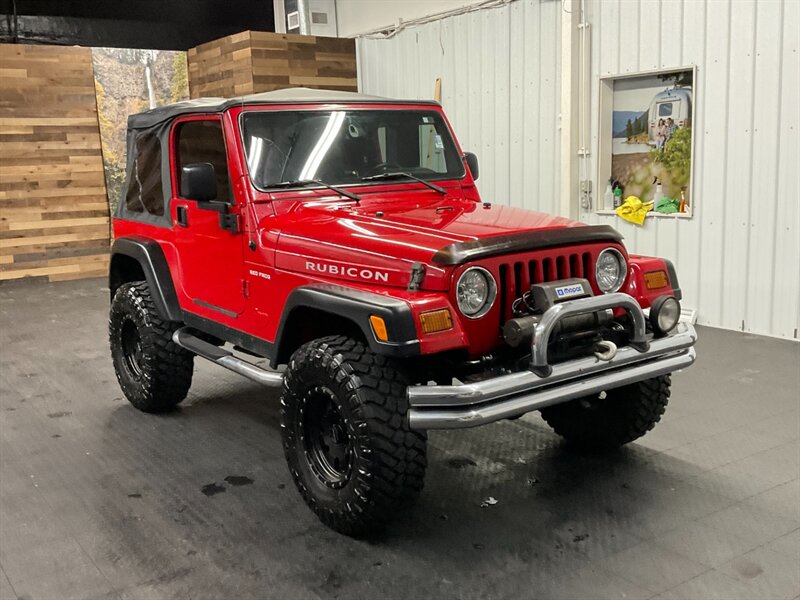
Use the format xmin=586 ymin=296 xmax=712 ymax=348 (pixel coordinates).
xmin=582 ymin=0 xmax=799 ymax=339
xmin=356 ymin=0 xmax=800 ymax=339
xmin=357 ymin=0 xmax=563 ymax=216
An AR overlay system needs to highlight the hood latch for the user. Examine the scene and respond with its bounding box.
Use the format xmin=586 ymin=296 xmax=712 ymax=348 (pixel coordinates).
xmin=407 ymin=262 xmax=426 ymax=291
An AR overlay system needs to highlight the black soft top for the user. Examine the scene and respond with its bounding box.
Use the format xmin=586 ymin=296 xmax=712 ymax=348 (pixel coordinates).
xmin=119 ymin=87 xmax=441 ymax=228
xmin=128 ymin=87 xmax=440 ymax=130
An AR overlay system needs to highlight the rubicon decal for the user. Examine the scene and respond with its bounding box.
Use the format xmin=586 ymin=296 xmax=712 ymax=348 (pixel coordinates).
xmin=306 ymin=261 xmax=389 ymax=283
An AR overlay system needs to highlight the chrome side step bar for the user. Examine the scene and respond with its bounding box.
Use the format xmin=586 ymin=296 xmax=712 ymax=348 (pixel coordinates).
xmin=172 ymin=327 xmax=284 ymax=387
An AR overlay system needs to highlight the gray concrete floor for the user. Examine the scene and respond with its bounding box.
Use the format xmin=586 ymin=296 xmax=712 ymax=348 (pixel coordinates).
xmin=0 ymin=278 xmax=798 ymax=600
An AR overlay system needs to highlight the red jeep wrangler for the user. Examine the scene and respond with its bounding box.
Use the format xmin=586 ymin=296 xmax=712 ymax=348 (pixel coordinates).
xmin=109 ymin=88 xmax=696 ymax=535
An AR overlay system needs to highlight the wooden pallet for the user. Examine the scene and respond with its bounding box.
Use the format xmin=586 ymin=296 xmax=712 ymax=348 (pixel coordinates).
xmin=0 ymin=44 xmax=110 ymax=283
xmin=188 ymin=31 xmax=357 ymax=98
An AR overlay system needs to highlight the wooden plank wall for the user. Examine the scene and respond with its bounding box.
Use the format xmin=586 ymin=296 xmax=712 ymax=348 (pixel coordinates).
xmin=187 ymin=31 xmax=255 ymax=98
xmin=0 ymin=44 xmax=110 ymax=283
xmin=250 ymin=32 xmax=357 ymax=93
xmin=188 ymin=31 xmax=357 ymax=99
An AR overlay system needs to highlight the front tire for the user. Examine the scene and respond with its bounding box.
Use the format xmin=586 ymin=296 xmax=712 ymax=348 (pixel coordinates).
xmin=540 ymin=375 xmax=671 ymax=450
xmin=109 ymin=281 xmax=194 ymax=412
xmin=280 ymin=336 xmax=427 ymax=536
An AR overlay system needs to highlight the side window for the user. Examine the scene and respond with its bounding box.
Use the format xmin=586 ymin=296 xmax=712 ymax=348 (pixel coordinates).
xmin=125 ymin=132 xmax=164 ymax=216
xmin=418 ymin=123 xmax=446 ymax=173
xmin=377 ymin=127 xmax=387 ymax=163
xmin=376 ymin=119 xmax=449 ymax=174
xmin=174 ymin=120 xmax=231 ymax=202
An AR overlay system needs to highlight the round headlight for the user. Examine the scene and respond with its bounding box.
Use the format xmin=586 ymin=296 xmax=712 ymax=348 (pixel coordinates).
xmin=456 ymin=266 xmax=497 ymax=319
xmin=650 ymin=295 xmax=681 ymax=335
xmin=595 ymin=248 xmax=627 ymax=293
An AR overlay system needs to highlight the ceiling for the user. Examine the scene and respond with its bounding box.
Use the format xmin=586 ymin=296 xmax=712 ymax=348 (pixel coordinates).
xmin=0 ymin=0 xmax=275 ymax=50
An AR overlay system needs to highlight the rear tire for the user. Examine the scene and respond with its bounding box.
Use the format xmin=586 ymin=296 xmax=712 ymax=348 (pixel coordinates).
xmin=280 ymin=335 xmax=427 ymax=536
xmin=540 ymin=375 xmax=671 ymax=450
xmin=109 ymin=281 xmax=193 ymax=412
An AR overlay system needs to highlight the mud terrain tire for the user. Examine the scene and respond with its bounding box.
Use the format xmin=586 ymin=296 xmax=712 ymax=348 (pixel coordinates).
xmin=280 ymin=335 xmax=427 ymax=536
xmin=540 ymin=375 xmax=671 ymax=450
xmin=109 ymin=281 xmax=193 ymax=412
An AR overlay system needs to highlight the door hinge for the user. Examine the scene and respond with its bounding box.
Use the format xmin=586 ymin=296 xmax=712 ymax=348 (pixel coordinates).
xmin=242 ymin=278 xmax=249 ymax=298
xmin=220 ymin=213 xmax=240 ymax=233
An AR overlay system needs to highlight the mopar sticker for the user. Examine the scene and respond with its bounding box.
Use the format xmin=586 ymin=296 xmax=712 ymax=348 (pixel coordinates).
xmin=555 ymin=283 xmax=585 ymax=299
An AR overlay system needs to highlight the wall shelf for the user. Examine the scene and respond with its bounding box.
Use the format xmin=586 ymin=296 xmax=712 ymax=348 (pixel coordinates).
xmin=595 ymin=210 xmax=693 ymax=220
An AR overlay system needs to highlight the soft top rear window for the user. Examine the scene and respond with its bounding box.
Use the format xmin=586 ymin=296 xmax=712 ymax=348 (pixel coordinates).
xmin=124 ymin=132 xmax=164 ymax=216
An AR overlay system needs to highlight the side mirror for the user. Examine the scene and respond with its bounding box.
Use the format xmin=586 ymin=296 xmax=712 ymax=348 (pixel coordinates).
xmin=464 ymin=152 xmax=479 ymax=180
xmin=181 ymin=162 xmax=217 ymax=202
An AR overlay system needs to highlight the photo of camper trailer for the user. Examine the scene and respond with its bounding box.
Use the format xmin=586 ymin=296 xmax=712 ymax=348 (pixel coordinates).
xmin=609 ymin=69 xmax=694 ymax=214
xmin=647 ymin=86 xmax=693 ymax=147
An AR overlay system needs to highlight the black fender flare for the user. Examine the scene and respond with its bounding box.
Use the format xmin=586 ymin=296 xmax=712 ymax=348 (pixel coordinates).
xmin=109 ymin=237 xmax=182 ymax=322
xmin=663 ymin=259 xmax=682 ymax=301
xmin=273 ymin=284 xmax=420 ymax=365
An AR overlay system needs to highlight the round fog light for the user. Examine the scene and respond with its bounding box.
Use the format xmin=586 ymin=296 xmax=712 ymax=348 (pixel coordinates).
xmin=650 ymin=295 xmax=681 ymax=335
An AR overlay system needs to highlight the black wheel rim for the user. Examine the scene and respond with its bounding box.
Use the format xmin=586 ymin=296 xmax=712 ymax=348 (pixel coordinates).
xmin=300 ymin=386 xmax=353 ymax=488
xmin=120 ymin=318 xmax=144 ymax=379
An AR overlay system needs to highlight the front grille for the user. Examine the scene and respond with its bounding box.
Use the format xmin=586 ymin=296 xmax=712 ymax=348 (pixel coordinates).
xmin=497 ymin=251 xmax=593 ymax=324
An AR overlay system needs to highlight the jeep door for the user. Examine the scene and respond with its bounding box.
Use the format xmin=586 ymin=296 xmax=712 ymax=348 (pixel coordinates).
xmin=170 ymin=115 xmax=245 ymax=318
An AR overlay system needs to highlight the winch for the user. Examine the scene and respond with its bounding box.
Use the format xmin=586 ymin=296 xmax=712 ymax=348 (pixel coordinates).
xmin=502 ymin=278 xmax=614 ymax=351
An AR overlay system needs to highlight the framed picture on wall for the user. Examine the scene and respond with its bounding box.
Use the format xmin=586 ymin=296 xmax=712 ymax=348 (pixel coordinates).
xmin=597 ymin=66 xmax=696 ymax=219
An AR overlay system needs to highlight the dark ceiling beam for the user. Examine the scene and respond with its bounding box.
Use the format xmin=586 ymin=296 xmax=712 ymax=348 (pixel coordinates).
xmin=0 ymin=0 xmax=275 ymax=50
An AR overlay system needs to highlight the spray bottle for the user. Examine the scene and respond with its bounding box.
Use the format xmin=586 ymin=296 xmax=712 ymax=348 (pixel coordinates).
xmin=653 ymin=177 xmax=663 ymax=205
xmin=604 ymin=179 xmax=614 ymax=210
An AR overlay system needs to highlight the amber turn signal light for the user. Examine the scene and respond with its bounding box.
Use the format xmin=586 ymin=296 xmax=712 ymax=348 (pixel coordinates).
xmin=369 ymin=315 xmax=389 ymax=342
xmin=419 ymin=309 xmax=453 ymax=334
xmin=644 ymin=270 xmax=669 ymax=290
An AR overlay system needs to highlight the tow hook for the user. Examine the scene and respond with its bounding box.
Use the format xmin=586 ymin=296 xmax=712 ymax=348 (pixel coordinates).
xmin=593 ymin=340 xmax=618 ymax=361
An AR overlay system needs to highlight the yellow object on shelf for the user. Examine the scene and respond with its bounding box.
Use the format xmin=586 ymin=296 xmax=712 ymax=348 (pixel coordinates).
xmin=615 ymin=196 xmax=654 ymax=226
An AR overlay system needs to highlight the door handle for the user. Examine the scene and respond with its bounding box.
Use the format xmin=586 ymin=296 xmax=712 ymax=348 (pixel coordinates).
xmin=176 ymin=205 xmax=188 ymax=227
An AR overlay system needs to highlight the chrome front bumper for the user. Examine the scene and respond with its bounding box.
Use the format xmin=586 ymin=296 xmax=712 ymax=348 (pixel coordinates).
xmin=407 ymin=293 xmax=697 ymax=430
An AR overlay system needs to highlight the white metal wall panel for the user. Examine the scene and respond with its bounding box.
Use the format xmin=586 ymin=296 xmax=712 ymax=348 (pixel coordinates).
xmin=357 ymin=0 xmax=562 ymax=215
xmin=771 ymin=0 xmax=800 ymax=338
xmin=356 ymin=0 xmax=799 ymax=339
xmin=583 ymin=0 xmax=799 ymax=339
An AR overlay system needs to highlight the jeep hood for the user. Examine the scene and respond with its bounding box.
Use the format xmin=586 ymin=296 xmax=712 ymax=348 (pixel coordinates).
xmin=270 ymin=195 xmax=595 ymax=290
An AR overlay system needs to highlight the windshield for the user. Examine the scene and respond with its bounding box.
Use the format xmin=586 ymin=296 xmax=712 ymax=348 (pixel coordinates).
xmin=241 ymin=109 xmax=465 ymax=190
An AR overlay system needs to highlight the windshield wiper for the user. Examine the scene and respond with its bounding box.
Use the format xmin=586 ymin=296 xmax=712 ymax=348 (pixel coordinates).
xmin=268 ymin=179 xmax=360 ymax=202
xmin=361 ymin=172 xmax=446 ymax=194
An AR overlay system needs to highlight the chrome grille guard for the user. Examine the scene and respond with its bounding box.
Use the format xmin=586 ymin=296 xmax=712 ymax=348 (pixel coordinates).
xmin=407 ymin=293 xmax=697 ymax=430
